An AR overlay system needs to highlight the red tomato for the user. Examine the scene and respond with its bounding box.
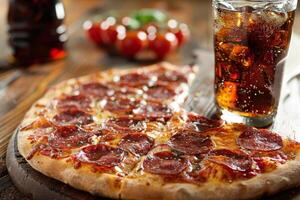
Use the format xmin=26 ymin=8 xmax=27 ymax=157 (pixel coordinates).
xmin=149 ymin=32 xmax=178 ymax=59
xmin=117 ymin=31 xmax=148 ymax=58
xmin=167 ymin=19 xmax=190 ymax=46
xmin=101 ymin=26 xmax=118 ymax=45
xmin=142 ymin=24 xmax=158 ymax=35
xmin=99 ymin=17 xmax=125 ymax=46
xmin=174 ymin=24 xmax=190 ymax=46
xmin=85 ymin=21 xmax=104 ymax=45
xmin=85 ymin=17 xmax=125 ymax=47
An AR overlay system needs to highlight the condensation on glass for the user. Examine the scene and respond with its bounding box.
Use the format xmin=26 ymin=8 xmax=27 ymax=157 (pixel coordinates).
xmin=213 ymin=0 xmax=297 ymax=127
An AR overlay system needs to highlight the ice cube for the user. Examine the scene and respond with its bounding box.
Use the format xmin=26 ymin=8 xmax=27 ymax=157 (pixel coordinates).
xmin=216 ymin=27 xmax=248 ymax=43
xmin=242 ymin=65 xmax=270 ymax=90
xmin=219 ymin=43 xmax=254 ymax=68
xmin=216 ymin=81 xmax=238 ymax=109
xmin=261 ymin=64 xmax=275 ymax=85
xmin=216 ymin=62 xmax=241 ymax=82
xmin=217 ymin=9 xmax=242 ymax=28
xmin=237 ymin=84 xmax=274 ymax=114
xmin=261 ymin=50 xmax=275 ymax=65
xmin=260 ymin=10 xmax=288 ymax=29
xmin=272 ymin=30 xmax=289 ymax=48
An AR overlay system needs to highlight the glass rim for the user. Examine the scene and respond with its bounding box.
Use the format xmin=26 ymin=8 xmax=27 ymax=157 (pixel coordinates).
xmin=213 ymin=0 xmax=298 ymax=11
xmin=213 ymin=0 xmax=294 ymax=2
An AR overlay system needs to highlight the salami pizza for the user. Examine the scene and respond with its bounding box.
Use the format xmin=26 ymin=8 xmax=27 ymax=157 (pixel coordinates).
xmin=18 ymin=62 xmax=300 ymax=200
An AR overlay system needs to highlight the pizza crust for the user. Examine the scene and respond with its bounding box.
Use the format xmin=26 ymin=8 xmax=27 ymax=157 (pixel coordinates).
xmin=19 ymin=123 xmax=300 ymax=200
xmin=17 ymin=62 xmax=300 ymax=200
xmin=120 ymin=153 xmax=300 ymax=200
xmin=17 ymin=62 xmax=197 ymax=199
xmin=18 ymin=129 xmax=123 ymax=199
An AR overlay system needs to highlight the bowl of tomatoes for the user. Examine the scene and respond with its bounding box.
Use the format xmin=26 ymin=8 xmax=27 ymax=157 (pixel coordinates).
xmin=83 ymin=9 xmax=190 ymax=61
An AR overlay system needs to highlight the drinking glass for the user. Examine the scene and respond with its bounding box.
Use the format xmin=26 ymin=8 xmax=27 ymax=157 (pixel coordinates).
xmin=213 ymin=0 xmax=298 ymax=127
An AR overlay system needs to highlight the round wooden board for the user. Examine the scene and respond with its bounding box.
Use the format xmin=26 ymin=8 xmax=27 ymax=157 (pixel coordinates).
xmin=6 ymin=131 xmax=109 ymax=200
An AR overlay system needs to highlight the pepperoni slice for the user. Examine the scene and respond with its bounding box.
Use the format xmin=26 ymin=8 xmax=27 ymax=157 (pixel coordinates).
xmin=168 ymin=130 xmax=213 ymax=155
xmin=132 ymin=101 xmax=173 ymax=121
xmin=119 ymin=133 xmax=154 ymax=156
xmin=102 ymin=97 xmax=139 ymax=114
xmin=79 ymin=82 xmax=111 ymax=98
xmin=27 ymin=125 xmax=92 ymax=159
xmin=26 ymin=143 xmax=70 ymax=160
xmin=48 ymin=125 xmax=91 ymax=149
xmin=115 ymin=72 xmax=154 ymax=87
xmin=143 ymin=151 xmax=187 ymax=175
xmin=52 ymin=109 xmax=93 ymax=125
xmin=56 ymin=94 xmax=91 ymax=111
xmin=106 ymin=117 xmax=146 ymax=132
xmin=75 ymin=144 xmax=125 ymax=167
xmin=145 ymin=85 xmax=177 ymax=100
xmin=208 ymin=149 xmax=252 ymax=172
xmin=251 ymin=150 xmax=288 ymax=173
xmin=186 ymin=113 xmax=224 ymax=132
xmin=237 ymin=127 xmax=283 ymax=151
xmin=20 ymin=117 xmax=52 ymax=131
xmin=114 ymin=87 xmax=138 ymax=98
xmin=156 ymin=70 xmax=188 ymax=84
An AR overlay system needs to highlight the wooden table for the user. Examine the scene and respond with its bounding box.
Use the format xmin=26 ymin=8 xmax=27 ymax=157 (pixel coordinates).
xmin=0 ymin=0 xmax=300 ymax=199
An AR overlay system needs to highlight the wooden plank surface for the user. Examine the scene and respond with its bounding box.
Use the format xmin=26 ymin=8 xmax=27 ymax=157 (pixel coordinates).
xmin=0 ymin=0 xmax=300 ymax=199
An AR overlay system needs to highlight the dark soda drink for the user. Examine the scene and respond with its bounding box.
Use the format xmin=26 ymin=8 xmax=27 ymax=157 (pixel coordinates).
xmin=7 ymin=0 xmax=67 ymax=66
xmin=214 ymin=3 xmax=296 ymax=126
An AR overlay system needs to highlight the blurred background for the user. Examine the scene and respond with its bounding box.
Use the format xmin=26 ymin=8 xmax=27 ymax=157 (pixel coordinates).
xmin=0 ymin=0 xmax=299 ymax=58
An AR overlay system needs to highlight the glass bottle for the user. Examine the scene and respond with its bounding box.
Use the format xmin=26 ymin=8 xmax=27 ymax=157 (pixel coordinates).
xmin=7 ymin=0 xmax=67 ymax=66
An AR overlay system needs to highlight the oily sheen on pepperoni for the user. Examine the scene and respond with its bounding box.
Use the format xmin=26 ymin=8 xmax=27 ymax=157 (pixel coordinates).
xmin=20 ymin=117 xmax=52 ymax=131
xmin=52 ymin=109 xmax=93 ymax=125
xmin=156 ymin=70 xmax=188 ymax=84
xmin=106 ymin=117 xmax=146 ymax=132
xmin=79 ymin=82 xmax=111 ymax=98
xmin=208 ymin=149 xmax=252 ymax=172
xmin=119 ymin=133 xmax=154 ymax=156
xmin=56 ymin=94 xmax=91 ymax=111
xmin=75 ymin=144 xmax=125 ymax=167
xmin=133 ymin=101 xmax=173 ymax=121
xmin=251 ymin=150 xmax=288 ymax=172
xmin=186 ymin=114 xmax=224 ymax=132
xmin=114 ymin=87 xmax=139 ymax=98
xmin=115 ymin=72 xmax=154 ymax=87
xmin=168 ymin=130 xmax=213 ymax=155
xmin=143 ymin=151 xmax=187 ymax=175
xmin=48 ymin=125 xmax=91 ymax=149
xmin=102 ymin=97 xmax=139 ymax=114
xmin=145 ymin=85 xmax=177 ymax=100
xmin=26 ymin=143 xmax=70 ymax=160
xmin=237 ymin=127 xmax=283 ymax=151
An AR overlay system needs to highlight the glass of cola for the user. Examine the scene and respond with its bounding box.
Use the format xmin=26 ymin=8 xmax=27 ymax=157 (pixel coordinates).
xmin=213 ymin=0 xmax=298 ymax=127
